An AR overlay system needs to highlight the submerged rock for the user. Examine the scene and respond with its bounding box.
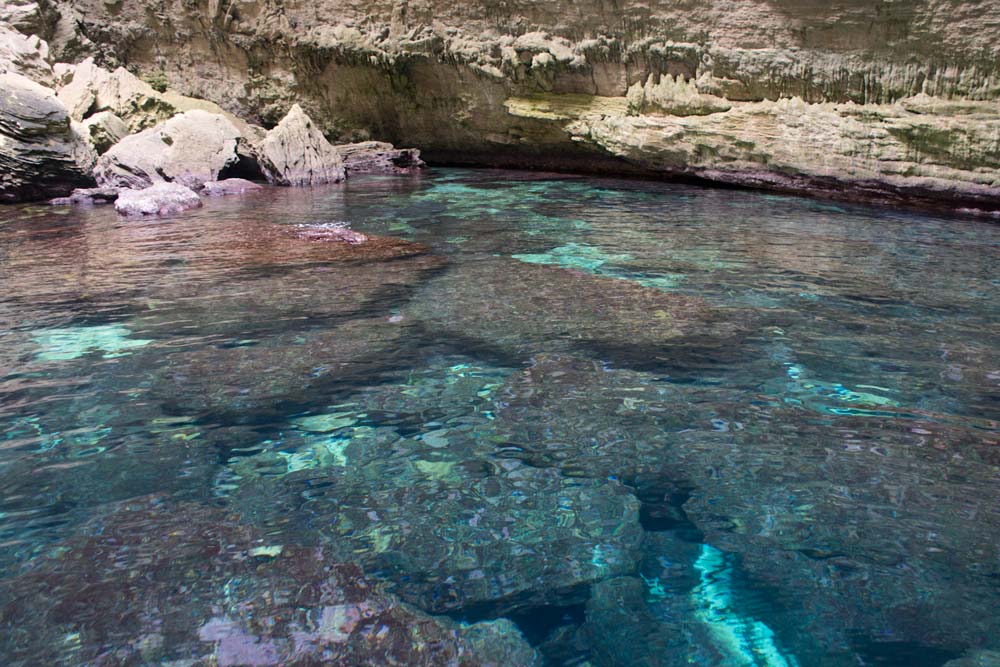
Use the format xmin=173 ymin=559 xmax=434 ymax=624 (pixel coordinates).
xmin=201 ymin=177 xmax=263 ymax=196
xmin=236 ymin=451 xmax=644 ymax=615
xmin=946 ymin=650 xmax=1000 ymax=667
xmin=114 ymin=182 xmax=201 ymax=216
xmin=408 ymin=257 xmax=724 ymax=360
xmin=257 ymin=104 xmax=346 ymax=186
xmin=338 ymin=468 xmax=644 ymax=614
xmin=151 ymin=319 xmax=405 ymax=416
xmin=485 ymin=353 xmax=694 ymax=481
xmin=670 ymin=399 xmax=1000 ymax=653
xmin=95 ymin=109 xmax=242 ymax=189
xmin=144 ymin=237 xmax=443 ymax=415
xmin=0 ymin=498 xmax=541 ymax=667
xmin=293 ymin=222 xmax=369 ymax=244
xmin=582 ymin=577 xmax=680 ymax=667
xmin=0 ymin=72 xmax=95 ymax=202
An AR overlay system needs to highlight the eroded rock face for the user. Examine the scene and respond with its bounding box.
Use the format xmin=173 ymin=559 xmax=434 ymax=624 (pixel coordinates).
xmin=30 ymin=0 xmax=1000 ymax=206
xmin=114 ymin=181 xmax=202 ymax=216
xmin=56 ymin=57 xmax=175 ymax=130
xmin=0 ymin=2 xmax=41 ymax=32
xmin=79 ymin=109 xmax=127 ymax=153
xmin=0 ymin=20 xmax=52 ymax=84
xmin=337 ymin=141 xmax=425 ymax=174
xmin=95 ymin=109 xmax=241 ymax=189
xmin=508 ymin=93 xmax=1000 ymax=208
xmin=257 ymin=104 xmax=347 ymax=186
xmin=0 ymin=498 xmax=541 ymax=667
xmin=0 ymin=71 xmax=95 ymax=202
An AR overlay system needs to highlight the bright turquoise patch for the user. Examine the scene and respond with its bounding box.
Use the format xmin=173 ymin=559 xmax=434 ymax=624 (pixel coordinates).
xmin=692 ymin=544 xmax=800 ymax=667
xmin=33 ymin=324 xmax=153 ymax=361
xmin=513 ymin=243 xmax=685 ymax=290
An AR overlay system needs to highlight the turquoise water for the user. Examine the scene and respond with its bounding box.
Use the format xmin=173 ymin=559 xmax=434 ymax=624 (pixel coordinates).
xmin=0 ymin=169 xmax=998 ymax=666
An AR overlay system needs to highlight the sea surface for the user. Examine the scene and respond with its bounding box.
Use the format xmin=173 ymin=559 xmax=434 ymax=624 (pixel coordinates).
xmin=0 ymin=169 xmax=998 ymax=666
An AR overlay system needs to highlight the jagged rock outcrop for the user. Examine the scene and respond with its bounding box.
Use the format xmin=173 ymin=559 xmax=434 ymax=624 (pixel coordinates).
xmin=626 ymin=74 xmax=732 ymax=116
xmin=0 ymin=71 xmax=95 ymax=202
xmin=337 ymin=141 xmax=425 ymax=173
xmin=0 ymin=21 xmax=52 ymax=84
xmin=78 ymin=108 xmax=126 ymax=152
xmin=26 ymin=0 xmax=1000 ymax=208
xmin=114 ymin=182 xmax=202 ymax=216
xmin=0 ymin=2 xmax=40 ymax=32
xmin=56 ymin=57 xmax=175 ymax=130
xmin=506 ymin=93 xmax=1000 ymax=207
xmin=94 ymin=109 xmax=241 ymax=189
xmin=257 ymin=104 xmax=346 ymax=186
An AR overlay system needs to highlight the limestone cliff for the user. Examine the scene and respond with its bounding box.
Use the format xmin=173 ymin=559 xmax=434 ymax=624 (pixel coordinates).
xmin=15 ymin=0 xmax=1000 ymax=207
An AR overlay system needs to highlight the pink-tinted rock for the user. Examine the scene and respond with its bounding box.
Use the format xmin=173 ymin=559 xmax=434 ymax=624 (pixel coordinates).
xmin=49 ymin=185 xmax=117 ymax=205
xmin=0 ymin=498 xmax=541 ymax=667
xmin=114 ymin=182 xmax=201 ymax=216
xmin=202 ymin=177 xmax=263 ymax=196
xmin=293 ymin=222 xmax=368 ymax=244
xmin=95 ymin=109 xmax=242 ymax=189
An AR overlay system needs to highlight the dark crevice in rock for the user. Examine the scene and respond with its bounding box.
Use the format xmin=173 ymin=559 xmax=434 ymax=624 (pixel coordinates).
xmin=217 ymin=151 xmax=266 ymax=182
xmin=632 ymin=477 xmax=702 ymax=536
xmin=446 ymin=600 xmax=588 ymax=648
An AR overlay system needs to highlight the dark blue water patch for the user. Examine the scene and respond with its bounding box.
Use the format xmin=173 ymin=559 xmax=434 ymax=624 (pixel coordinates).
xmin=849 ymin=635 xmax=961 ymax=667
xmin=449 ymin=601 xmax=588 ymax=648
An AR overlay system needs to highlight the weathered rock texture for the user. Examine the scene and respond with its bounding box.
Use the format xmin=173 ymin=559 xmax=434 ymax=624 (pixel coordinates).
xmin=95 ymin=109 xmax=241 ymax=189
xmin=257 ymin=104 xmax=347 ymax=185
xmin=57 ymin=57 xmax=175 ymax=130
xmin=0 ymin=20 xmax=52 ymax=84
xmin=114 ymin=181 xmax=202 ymax=216
xmin=337 ymin=141 xmax=425 ymax=174
xmin=0 ymin=71 xmax=95 ymax=202
xmin=78 ymin=108 xmax=126 ymax=152
xmin=20 ymin=0 xmax=1000 ymax=207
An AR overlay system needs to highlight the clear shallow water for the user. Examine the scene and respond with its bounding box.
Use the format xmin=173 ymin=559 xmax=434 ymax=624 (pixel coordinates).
xmin=0 ymin=169 xmax=998 ymax=666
